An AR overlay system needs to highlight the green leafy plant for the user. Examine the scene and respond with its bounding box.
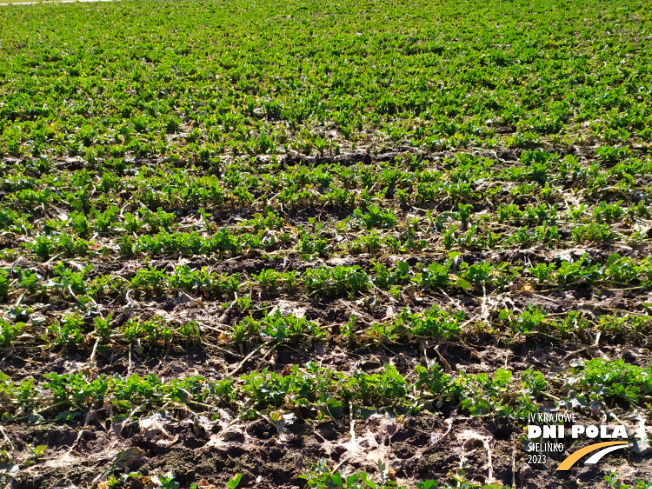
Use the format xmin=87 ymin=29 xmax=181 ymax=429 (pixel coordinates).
xmin=48 ymin=313 xmax=86 ymax=348
xmin=567 ymin=358 xmax=652 ymax=406
xmin=0 ymin=319 xmax=24 ymax=346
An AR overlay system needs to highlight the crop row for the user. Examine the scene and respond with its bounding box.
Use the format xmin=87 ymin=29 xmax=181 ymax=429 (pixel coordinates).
xmin=110 ymin=467 xmax=652 ymax=489
xmin=11 ymin=217 xmax=649 ymax=263
xmin=1 ymin=201 xmax=651 ymax=264
xmin=2 ymin=151 xmax=651 ymax=218
xmin=8 ymin=200 xmax=645 ymax=238
xmin=3 ymin=253 xmax=652 ymax=312
xmin=2 ymin=300 xmax=649 ymax=354
xmin=2 ymin=357 xmax=650 ymax=425
xmin=301 ymin=465 xmax=652 ymax=489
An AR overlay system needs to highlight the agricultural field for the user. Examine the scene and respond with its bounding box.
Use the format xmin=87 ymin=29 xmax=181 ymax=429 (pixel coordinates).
xmin=1 ymin=0 xmax=652 ymax=487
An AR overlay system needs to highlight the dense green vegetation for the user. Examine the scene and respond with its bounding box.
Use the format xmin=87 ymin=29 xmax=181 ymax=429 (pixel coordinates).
xmin=0 ymin=0 xmax=651 ymax=158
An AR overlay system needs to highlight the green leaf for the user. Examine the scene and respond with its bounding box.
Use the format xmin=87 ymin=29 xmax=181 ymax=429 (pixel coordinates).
xmin=326 ymin=397 xmax=343 ymax=417
xmin=456 ymin=278 xmax=471 ymax=289
xmin=495 ymin=369 xmax=512 ymax=385
xmin=417 ymin=482 xmax=438 ymax=489
xmin=346 ymin=474 xmax=360 ymax=484
xmin=32 ymin=445 xmax=47 ymax=457
xmin=227 ymin=474 xmax=242 ymax=489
